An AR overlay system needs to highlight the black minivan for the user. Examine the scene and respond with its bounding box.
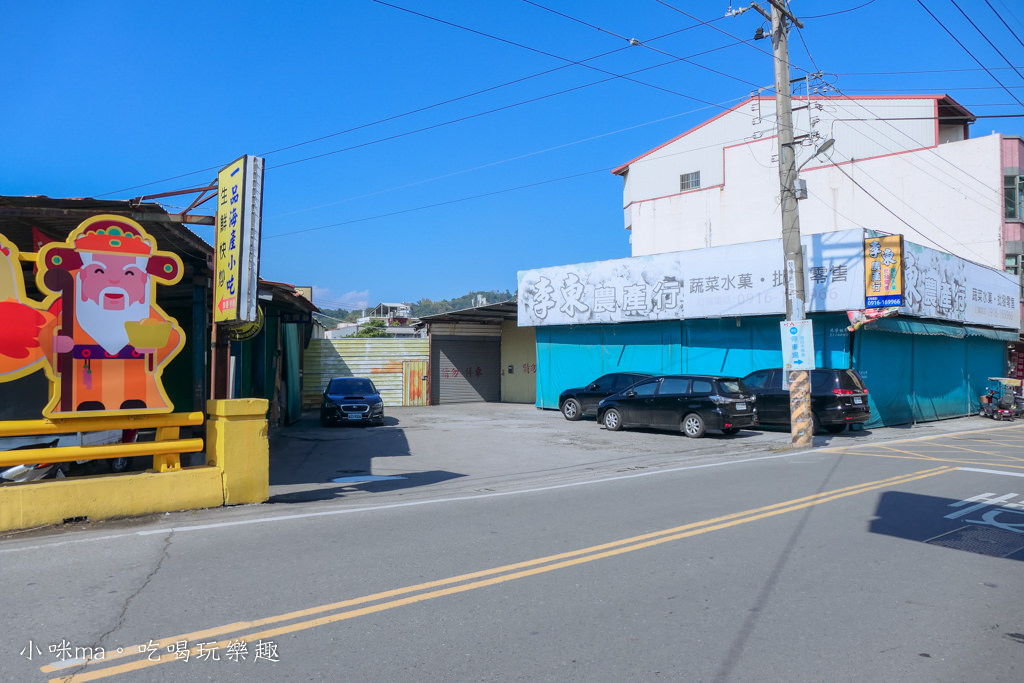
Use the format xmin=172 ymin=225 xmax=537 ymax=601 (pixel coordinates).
xmin=596 ymin=375 xmax=757 ymax=437
xmin=741 ymin=368 xmax=870 ymax=433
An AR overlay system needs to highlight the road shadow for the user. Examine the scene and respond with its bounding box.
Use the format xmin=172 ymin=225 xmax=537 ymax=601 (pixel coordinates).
xmin=268 ymin=470 xmax=466 ymax=503
xmin=268 ymin=413 xmax=468 ymax=503
xmin=870 ymin=490 xmax=1024 ymax=561
xmin=751 ymin=423 xmax=874 ymax=444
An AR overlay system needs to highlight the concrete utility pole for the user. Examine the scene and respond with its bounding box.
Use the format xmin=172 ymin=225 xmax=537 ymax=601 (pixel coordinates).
xmin=765 ymin=1 xmax=814 ymax=447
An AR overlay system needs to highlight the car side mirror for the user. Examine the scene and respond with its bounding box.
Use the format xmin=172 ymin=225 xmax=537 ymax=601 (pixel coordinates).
xmin=588 ymin=383 xmax=599 ymax=390
xmin=626 ymin=390 xmax=637 ymax=398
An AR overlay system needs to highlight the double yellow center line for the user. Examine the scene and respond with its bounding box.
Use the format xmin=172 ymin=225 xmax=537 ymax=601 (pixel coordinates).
xmin=48 ymin=465 xmax=955 ymax=681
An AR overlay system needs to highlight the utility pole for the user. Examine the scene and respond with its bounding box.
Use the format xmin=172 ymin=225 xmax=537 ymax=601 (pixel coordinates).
xmin=773 ymin=2 xmax=814 ymax=447
xmin=748 ymin=1 xmax=813 ymax=447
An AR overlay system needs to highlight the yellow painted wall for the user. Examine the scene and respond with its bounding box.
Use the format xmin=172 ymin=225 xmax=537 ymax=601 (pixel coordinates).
xmin=0 ymin=468 xmax=224 ymax=531
xmin=303 ymin=338 xmax=429 ymax=408
xmin=0 ymin=399 xmax=270 ymax=532
xmin=500 ymin=321 xmax=537 ymax=404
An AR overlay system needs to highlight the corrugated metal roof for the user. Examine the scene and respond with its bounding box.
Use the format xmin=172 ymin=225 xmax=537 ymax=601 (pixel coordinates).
xmin=417 ymin=299 xmax=519 ymax=325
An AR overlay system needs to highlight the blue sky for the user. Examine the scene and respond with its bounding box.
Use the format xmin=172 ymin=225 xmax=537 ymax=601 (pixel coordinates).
xmin=3 ymin=1 xmax=1024 ymax=313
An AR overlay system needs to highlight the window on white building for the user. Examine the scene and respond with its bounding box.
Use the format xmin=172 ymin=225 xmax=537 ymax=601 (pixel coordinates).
xmin=1005 ymin=175 xmax=1024 ymax=220
xmin=679 ymin=171 xmax=701 ymax=192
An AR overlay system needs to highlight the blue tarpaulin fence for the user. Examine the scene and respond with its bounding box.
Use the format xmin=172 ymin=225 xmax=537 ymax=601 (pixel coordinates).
xmin=535 ymin=314 xmax=1008 ymax=428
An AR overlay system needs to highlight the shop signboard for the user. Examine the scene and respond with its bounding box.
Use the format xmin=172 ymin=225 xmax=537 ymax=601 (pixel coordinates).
xmin=899 ymin=239 xmax=1019 ymax=328
xmin=215 ymin=155 xmax=264 ymax=323
xmin=864 ymin=235 xmax=904 ymax=308
xmin=517 ymin=230 xmax=865 ymax=327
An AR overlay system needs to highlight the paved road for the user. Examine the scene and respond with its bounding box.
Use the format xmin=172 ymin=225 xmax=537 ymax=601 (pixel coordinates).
xmin=2 ymin=406 xmax=1022 ymax=681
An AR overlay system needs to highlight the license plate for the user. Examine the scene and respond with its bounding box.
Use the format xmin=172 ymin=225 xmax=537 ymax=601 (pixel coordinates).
xmin=347 ymin=414 xmax=364 ymax=421
xmin=735 ymin=402 xmax=746 ymax=411
xmin=853 ymin=397 xmax=862 ymax=405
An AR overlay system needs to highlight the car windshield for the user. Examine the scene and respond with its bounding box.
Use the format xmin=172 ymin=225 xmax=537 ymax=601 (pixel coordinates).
xmin=328 ymin=378 xmax=375 ymax=394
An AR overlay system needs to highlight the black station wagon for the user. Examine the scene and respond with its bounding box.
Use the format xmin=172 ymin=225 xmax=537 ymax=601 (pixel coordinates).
xmin=596 ymin=375 xmax=757 ymax=437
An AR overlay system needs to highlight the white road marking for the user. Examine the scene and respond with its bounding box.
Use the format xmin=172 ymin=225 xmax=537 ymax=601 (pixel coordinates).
xmin=4 ymin=428 xmax=1023 ymax=554
xmin=2 ymin=449 xmax=816 ymax=553
xmin=957 ymin=467 xmax=1024 ymax=478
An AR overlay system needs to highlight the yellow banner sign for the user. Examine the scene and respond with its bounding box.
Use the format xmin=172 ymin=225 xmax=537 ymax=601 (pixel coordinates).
xmin=864 ymin=235 xmax=903 ymax=308
xmin=215 ymin=157 xmax=246 ymax=322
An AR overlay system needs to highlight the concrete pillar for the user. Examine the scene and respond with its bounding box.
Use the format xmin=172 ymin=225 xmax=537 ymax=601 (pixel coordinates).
xmin=206 ymin=398 xmax=269 ymax=505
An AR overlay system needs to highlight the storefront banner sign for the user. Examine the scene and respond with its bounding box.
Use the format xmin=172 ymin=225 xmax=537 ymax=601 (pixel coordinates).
xmin=864 ymin=235 xmax=903 ymax=307
xmin=900 ymin=240 xmax=1019 ymax=328
xmin=215 ymin=155 xmax=264 ymax=324
xmin=517 ymin=229 xmax=866 ymax=327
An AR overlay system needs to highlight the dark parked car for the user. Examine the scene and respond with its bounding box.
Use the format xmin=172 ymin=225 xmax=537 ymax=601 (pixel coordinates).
xmin=741 ymin=368 xmax=870 ymax=433
xmin=596 ymin=375 xmax=757 ymax=437
xmin=321 ymin=377 xmax=384 ymax=426
xmin=559 ymin=372 xmax=652 ymax=420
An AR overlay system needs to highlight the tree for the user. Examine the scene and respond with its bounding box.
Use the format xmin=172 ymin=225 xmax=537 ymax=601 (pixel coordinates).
xmin=354 ymin=319 xmax=390 ymax=338
xmin=411 ymin=289 xmax=514 ymax=317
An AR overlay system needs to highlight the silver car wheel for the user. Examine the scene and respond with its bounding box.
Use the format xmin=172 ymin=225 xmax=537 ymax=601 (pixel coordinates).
xmin=682 ymin=413 xmax=706 ymax=438
xmin=562 ymin=399 xmax=581 ymax=421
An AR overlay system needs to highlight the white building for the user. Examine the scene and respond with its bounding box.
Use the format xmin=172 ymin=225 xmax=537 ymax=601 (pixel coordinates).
xmin=325 ymin=322 xmax=359 ymax=339
xmin=356 ymin=302 xmax=423 ymax=338
xmin=613 ymin=95 xmax=1024 ymax=302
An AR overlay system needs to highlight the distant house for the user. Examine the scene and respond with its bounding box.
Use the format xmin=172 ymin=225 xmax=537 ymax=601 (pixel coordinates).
xmin=325 ymin=322 xmax=359 ymax=339
xmin=357 ymin=302 xmax=423 ymax=338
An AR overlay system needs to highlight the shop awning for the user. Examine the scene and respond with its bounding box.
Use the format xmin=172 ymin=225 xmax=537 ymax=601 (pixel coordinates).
xmin=964 ymin=326 xmax=1020 ymax=341
xmin=863 ymin=317 xmax=1018 ymax=341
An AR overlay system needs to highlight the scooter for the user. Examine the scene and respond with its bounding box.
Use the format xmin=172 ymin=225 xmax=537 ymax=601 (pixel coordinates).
xmin=0 ymin=429 xmax=138 ymax=483
xmin=979 ymin=377 xmax=1023 ymax=421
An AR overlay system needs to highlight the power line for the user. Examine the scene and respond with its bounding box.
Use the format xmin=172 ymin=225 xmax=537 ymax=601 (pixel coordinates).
xmin=262 ymin=168 xmax=609 ymax=240
xmin=951 ymin=0 xmax=1024 ymax=84
xmin=375 ymin=1 xmax=763 ymax=108
xmin=653 ymin=0 xmax=813 ymax=79
xmin=802 ymin=0 xmax=879 ymax=20
xmin=830 ymin=65 xmax=1024 ymax=76
xmin=988 ymin=0 xmax=1024 ymax=47
xmin=521 ymin=0 xmax=762 ymax=88
xmin=97 ymin=8 xmax=755 ymax=198
xmin=826 ymin=151 xmax=993 ymax=261
xmin=789 ymin=13 xmax=1007 ymax=205
xmin=914 ymin=0 xmax=1024 ymax=110
xmin=266 ymin=98 xmax=746 ymax=220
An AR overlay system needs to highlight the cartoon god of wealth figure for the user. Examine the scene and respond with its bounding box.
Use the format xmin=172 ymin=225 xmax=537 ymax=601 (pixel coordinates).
xmin=34 ymin=215 xmax=185 ymax=416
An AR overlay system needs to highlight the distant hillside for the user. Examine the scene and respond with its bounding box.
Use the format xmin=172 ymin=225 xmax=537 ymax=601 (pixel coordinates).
xmin=411 ymin=290 xmax=514 ymax=317
xmin=315 ymin=289 xmax=514 ymax=326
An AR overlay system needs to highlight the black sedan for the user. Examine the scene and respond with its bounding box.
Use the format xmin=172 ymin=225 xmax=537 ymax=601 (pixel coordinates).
xmin=321 ymin=376 xmax=385 ymax=426
xmin=741 ymin=368 xmax=870 ymax=433
xmin=558 ymin=372 xmax=652 ymax=420
xmin=596 ymin=375 xmax=756 ymax=437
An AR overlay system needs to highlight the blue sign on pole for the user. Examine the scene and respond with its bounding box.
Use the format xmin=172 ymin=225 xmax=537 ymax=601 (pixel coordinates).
xmin=781 ymin=319 xmax=816 ymax=372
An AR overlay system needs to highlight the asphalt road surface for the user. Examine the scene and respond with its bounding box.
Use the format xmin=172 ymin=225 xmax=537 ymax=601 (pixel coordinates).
xmin=3 ymin=405 xmax=1022 ymax=682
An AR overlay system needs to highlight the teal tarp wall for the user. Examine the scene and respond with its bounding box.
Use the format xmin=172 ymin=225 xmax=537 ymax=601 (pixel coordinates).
xmin=854 ymin=325 xmax=1006 ymax=427
xmin=535 ymin=314 xmax=851 ymax=410
xmin=535 ymin=314 xmax=1008 ymax=427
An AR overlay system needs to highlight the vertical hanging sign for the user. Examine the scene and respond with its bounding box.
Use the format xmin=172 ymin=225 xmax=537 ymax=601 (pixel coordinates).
xmin=864 ymin=235 xmax=903 ymax=308
xmin=215 ymin=155 xmax=264 ymax=323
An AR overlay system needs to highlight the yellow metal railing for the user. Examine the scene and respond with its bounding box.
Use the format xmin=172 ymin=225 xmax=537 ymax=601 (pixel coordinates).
xmin=0 ymin=412 xmax=205 ymax=474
